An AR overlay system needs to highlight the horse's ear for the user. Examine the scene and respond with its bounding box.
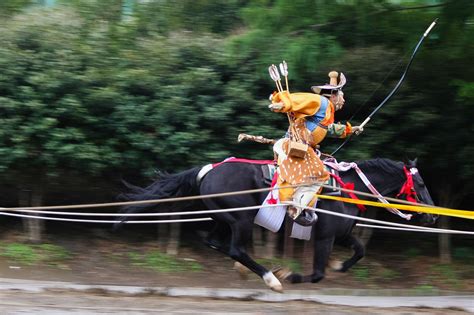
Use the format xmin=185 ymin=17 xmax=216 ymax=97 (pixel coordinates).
xmin=407 ymin=158 xmax=418 ymax=168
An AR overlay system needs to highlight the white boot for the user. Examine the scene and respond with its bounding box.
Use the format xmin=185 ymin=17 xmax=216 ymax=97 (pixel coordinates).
xmin=288 ymin=184 xmax=321 ymax=226
xmin=290 ymin=184 xmax=321 ymax=218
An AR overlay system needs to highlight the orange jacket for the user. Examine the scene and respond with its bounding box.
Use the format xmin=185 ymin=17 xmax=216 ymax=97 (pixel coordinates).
xmin=272 ymin=91 xmax=351 ymax=145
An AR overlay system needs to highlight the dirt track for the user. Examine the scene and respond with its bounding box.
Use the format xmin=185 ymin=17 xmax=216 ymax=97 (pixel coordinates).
xmin=1 ymin=289 xmax=471 ymax=315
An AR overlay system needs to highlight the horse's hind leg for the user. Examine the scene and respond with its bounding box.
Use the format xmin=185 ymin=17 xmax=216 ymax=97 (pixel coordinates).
xmin=205 ymin=222 xmax=230 ymax=252
xmin=331 ymin=235 xmax=365 ymax=272
xmin=227 ymin=220 xmax=283 ymax=292
xmin=204 ymin=222 xmax=249 ymax=279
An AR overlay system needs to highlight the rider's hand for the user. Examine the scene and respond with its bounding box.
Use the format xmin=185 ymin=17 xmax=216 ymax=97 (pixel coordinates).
xmin=268 ymin=102 xmax=284 ymax=111
xmin=352 ymin=125 xmax=364 ymax=135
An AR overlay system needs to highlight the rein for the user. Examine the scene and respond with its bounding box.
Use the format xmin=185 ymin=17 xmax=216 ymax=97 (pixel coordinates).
xmin=324 ymin=159 xmax=413 ymax=220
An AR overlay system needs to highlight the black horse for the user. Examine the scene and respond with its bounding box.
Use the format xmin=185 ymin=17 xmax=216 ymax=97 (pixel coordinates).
xmin=118 ymin=158 xmax=437 ymax=292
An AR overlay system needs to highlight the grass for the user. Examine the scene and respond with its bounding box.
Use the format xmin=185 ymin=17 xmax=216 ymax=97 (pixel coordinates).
xmin=377 ymin=267 xmax=401 ymax=280
xmin=413 ymin=284 xmax=439 ymax=295
xmin=0 ymin=242 xmax=71 ymax=267
xmin=352 ymin=265 xmax=370 ymax=282
xmin=256 ymin=257 xmax=302 ymax=273
xmin=128 ymin=250 xmax=203 ymax=273
xmin=429 ymin=263 xmax=463 ymax=289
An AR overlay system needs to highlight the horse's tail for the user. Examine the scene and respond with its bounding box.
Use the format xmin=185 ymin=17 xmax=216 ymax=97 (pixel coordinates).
xmin=114 ymin=167 xmax=203 ymax=229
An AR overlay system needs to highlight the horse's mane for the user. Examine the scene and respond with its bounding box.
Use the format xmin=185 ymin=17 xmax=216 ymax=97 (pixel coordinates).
xmin=356 ymin=158 xmax=405 ymax=180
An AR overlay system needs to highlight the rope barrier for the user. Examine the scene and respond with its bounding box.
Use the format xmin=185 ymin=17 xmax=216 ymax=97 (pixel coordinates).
xmin=0 ymin=173 xmax=472 ymax=234
xmin=355 ymin=224 xmax=472 ymax=234
xmin=0 ymin=204 xmax=275 ymax=217
xmin=0 ymin=185 xmax=292 ymax=210
xmin=290 ymin=202 xmax=474 ymax=235
xmin=2 ymin=203 xmax=473 ymax=235
xmin=0 ymin=212 xmax=213 ymax=224
xmin=3 ymin=195 xmax=470 ymax=223
xmin=317 ymin=195 xmax=474 ymax=220
xmin=0 ymin=181 xmax=470 ymax=218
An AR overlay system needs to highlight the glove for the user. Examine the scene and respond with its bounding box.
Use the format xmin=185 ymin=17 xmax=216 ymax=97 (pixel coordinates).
xmin=352 ymin=126 xmax=364 ymax=135
xmin=268 ymin=102 xmax=284 ymax=111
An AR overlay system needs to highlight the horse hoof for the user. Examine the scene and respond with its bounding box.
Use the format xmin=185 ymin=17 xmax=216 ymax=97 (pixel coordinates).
xmin=328 ymin=259 xmax=343 ymax=271
xmin=272 ymin=266 xmax=292 ymax=280
xmin=311 ymin=273 xmax=324 ymax=283
xmin=263 ymin=272 xmax=284 ymax=293
xmin=205 ymin=238 xmax=222 ymax=250
xmin=271 ymin=284 xmax=284 ymax=293
xmin=234 ymin=262 xmax=249 ymax=280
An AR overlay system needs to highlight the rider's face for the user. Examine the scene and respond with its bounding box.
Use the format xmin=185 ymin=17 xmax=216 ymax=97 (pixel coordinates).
xmin=331 ymin=91 xmax=345 ymax=110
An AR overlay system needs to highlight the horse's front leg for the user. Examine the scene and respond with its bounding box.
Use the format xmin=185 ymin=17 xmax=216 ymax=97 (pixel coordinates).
xmin=330 ymin=234 xmax=365 ymax=272
xmin=286 ymin=237 xmax=335 ymax=284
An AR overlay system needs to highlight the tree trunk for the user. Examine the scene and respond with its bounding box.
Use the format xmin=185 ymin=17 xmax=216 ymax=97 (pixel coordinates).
xmin=265 ymin=230 xmax=278 ymax=258
xmin=157 ymin=224 xmax=168 ymax=251
xmin=252 ymin=225 xmax=264 ymax=257
xmin=438 ymin=216 xmax=451 ymax=264
xmin=283 ymin=219 xmax=294 ymax=259
xmin=436 ymin=185 xmax=463 ymax=264
xmin=20 ymin=185 xmax=44 ymax=243
xmin=166 ymin=222 xmax=181 ymax=256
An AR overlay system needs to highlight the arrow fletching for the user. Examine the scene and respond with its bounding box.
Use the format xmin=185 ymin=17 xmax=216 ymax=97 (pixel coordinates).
xmin=269 ymin=64 xmax=283 ymax=92
xmin=273 ymin=64 xmax=281 ymax=80
xmin=279 ymin=61 xmax=288 ymax=76
xmin=268 ymin=65 xmax=277 ymax=81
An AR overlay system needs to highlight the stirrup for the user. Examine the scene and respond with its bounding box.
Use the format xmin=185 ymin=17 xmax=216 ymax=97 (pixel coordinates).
xmin=294 ymin=210 xmax=318 ymax=227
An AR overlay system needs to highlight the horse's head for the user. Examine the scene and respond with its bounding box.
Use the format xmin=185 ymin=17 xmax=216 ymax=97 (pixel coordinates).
xmin=403 ymin=159 xmax=438 ymax=226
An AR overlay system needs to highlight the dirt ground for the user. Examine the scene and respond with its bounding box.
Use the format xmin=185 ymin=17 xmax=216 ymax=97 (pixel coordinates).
xmin=0 ymin=221 xmax=473 ymax=294
xmin=1 ymin=290 xmax=471 ymax=314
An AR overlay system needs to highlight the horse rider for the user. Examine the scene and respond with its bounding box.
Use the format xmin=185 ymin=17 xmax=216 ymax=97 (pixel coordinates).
xmin=269 ymin=71 xmax=363 ymax=225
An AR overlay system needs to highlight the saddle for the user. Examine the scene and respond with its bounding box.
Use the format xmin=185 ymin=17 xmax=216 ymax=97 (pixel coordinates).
xmin=260 ymin=164 xmax=341 ymax=196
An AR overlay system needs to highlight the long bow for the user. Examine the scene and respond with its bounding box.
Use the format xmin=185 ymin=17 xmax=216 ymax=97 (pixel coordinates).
xmin=331 ymin=19 xmax=438 ymax=156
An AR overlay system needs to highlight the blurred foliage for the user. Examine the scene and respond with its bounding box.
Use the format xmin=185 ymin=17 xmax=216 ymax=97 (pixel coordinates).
xmin=405 ymin=247 xmax=422 ymax=258
xmin=453 ymin=247 xmax=474 ymax=262
xmin=0 ymin=0 xmax=472 ymax=209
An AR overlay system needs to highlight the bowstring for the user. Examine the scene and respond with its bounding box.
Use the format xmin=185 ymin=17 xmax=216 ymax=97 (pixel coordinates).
xmin=347 ymin=51 xmax=409 ymax=122
xmin=331 ymin=45 xmax=416 ymax=157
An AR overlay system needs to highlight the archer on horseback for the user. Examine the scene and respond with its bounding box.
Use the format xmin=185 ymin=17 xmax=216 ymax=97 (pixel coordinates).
xmin=268 ymin=66 xmax=363 ymax=225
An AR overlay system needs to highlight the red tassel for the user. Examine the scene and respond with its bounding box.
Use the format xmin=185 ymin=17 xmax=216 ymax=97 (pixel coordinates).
xmin=330 ymin=174 xmax=366 ymax=211
xmin=397 ymin=166 xmax=417 ymax=203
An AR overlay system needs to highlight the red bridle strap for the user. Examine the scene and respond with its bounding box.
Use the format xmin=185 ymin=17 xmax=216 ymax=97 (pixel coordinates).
xmin=330 ymin=173 xmax=366 ymax=211
xmin=397 ymin=166 xmax=417 ymax=203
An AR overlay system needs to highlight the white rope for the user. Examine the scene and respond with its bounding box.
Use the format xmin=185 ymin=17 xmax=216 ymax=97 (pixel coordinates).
xmin=3 ymin=204 xmax=474 ymax=235
xmin=0 ymin=186 xmax=286 ymax=211
xmin=291 ymin=202 xmax=474 ymax=235
xmin=0 ymin=212 xmax=213 ymax=224
xmin=0 ymin=203 xmax=274 ymax=216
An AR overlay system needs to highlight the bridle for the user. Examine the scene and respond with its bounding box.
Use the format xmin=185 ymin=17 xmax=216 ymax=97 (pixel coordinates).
xmin=397 ymin=166 xmax=419 ymax=203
